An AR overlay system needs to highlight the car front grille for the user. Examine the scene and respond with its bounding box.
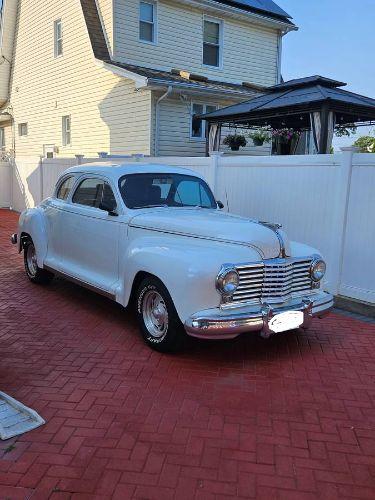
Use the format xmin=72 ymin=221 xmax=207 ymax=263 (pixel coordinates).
xmin=233 ymin=258 xmax=313 ymax=304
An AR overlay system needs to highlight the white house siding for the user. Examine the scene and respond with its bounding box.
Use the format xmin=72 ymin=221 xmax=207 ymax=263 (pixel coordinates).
xmin=156 ymin=94 xmax=270 ymax=157
xmin=114 ymin=0 xmax=280 ymax=87
xmin=1 ymin=122 xmax=13 ymax=152
xmin=9 ymin=0 xmax=152 ymax=158
xmin=96 ymin=0 xmax=114 ymax=55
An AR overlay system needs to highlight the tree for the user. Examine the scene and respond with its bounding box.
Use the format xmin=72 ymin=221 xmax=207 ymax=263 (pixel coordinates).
xmin=353 ymin=136 xmax=375 ymax=153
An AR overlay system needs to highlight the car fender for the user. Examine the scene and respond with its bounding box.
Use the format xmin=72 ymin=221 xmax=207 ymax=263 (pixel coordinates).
xmin=18 ymin=207 xmax=48 ymax=267
xmin=290 ymin=241 xmax=321 ymax=259
xmin=122 ymin=228 xmax=261 ymax=323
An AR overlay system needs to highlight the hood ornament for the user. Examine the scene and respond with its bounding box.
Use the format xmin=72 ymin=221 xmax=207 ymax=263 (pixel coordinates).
xmin=258 ymin=221 xmax=287 ymax=258
xmin=259 ymin=221 xmax=282 ymax=230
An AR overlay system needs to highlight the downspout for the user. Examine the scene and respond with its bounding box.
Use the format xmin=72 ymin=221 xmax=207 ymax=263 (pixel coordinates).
xmin=154 ymin=85 xmax=173 ymax=156
xmin=276 ymin=31 xmax=283 ymax=84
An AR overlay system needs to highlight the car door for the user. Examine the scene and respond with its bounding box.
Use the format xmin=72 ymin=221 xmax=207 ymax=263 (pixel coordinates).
xmin=58 ymin=175 xmax=121 ymax=294
xmin=44 ymin=174 xmax=77 ymax=271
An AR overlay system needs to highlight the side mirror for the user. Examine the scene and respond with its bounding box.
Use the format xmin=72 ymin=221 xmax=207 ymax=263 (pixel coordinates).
xmin=99 ymin=200 xmax=118 ymax=216
xmin=217 ymin=200 xmax=224 ymax=209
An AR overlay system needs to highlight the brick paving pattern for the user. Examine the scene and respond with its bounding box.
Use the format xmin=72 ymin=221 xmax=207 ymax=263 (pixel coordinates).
xmin=1 ymin=208 xmax=375 ymax=499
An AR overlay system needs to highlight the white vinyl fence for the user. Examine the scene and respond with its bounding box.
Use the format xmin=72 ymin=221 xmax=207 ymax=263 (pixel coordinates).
xmin=1 ymin=148 xmax=374 ymax=304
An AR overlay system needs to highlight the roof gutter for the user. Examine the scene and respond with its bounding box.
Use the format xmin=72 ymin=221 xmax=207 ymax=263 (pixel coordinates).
xmin=95 ymin=59 xmax=148 ymax=88
xmin=154 ymin=85 xmax=173 ymax=156
xmin=175 ymin=0 xmax=297 ymax=32
xmin=146 ymin=79 xmax=257 ymax=99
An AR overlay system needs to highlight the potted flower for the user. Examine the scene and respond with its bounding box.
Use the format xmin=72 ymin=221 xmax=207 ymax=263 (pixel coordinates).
xmin=272 ymin=128 xmax=301 ymax=155
xmin=248 ymin=128 xmax=271 ymax=147
xmin=223 ymin=134 xmax=247 ymax=151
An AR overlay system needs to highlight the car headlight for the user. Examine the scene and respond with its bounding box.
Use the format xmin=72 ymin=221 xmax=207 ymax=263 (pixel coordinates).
xmin=311 ymin=259 xmax=326 ymax=282
xmin=216 ymin=265 xmax=239 ymax=297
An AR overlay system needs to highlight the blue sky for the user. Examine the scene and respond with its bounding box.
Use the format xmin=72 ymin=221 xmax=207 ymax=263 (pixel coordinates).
xmin=276 ymin=0 xmax=375 ymax=149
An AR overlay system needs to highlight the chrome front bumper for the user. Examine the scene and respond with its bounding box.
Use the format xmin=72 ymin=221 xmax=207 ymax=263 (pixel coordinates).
xmin=184 ymin=291 xmax=334 ymax=340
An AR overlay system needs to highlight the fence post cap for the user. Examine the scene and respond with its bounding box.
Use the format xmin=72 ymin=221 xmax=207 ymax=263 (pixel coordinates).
xmin=98 ymin=152 xmax=109 ymax=158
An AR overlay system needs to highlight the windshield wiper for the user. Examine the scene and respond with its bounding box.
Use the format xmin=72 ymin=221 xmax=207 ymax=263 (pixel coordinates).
xmin=132 ymin=204 xmax=169 ymax=209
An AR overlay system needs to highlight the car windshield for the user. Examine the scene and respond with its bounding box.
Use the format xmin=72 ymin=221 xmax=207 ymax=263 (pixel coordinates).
xmin=119 ymin=173 xmax=217 ymax=209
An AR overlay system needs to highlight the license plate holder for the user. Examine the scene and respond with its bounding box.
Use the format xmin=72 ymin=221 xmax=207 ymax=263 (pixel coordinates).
xmin=268 ymin=310 xmax=304 ymax=333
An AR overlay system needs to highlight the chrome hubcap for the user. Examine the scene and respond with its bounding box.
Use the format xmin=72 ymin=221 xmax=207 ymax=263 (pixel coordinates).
xmin=27 ymin=243 xmax=38 ymax=276
xmin=142 ymin=290 xmax=168 ymax=338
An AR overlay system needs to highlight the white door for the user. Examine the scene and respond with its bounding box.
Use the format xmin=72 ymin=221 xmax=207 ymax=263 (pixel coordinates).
xmin=58 ymin=176 xmax=120 ymax=294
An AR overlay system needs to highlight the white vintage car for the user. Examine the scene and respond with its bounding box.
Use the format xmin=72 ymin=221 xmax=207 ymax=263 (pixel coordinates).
xmin=12 ymin=163 xmax=333 ymax=352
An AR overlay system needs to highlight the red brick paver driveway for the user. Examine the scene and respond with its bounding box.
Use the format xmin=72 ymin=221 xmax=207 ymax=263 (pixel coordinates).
xmin=1 ymin=208 xmax=375 ymax=500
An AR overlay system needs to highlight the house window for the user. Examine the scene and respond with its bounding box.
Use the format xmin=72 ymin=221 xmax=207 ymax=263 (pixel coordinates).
xmin=18 ymin=123 xmax=28 ymax=136
xmin=139 ymin=1 xmax=156 ymax=43
xmin=203 ymin=18 xmax=222 ymax=67
xmin=0 ymin=128 xmax=4 ymax=150
xmin=54 ymin=19 xmax=63 ymax=57
xmin=62 ymin=115 xmax=71 ymax=146
xmin=191 ymin=104 xmax=216 ymax=139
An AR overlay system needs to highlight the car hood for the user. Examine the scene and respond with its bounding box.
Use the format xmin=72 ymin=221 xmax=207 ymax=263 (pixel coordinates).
xmin=129 ymin=208 xmax=290 ymax=259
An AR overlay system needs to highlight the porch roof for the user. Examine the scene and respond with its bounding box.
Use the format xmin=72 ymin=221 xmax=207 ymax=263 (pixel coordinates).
xmin=107 ymin=61 xmax=261 ymax=98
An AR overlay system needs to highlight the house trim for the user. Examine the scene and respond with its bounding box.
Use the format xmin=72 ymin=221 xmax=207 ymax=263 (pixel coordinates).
xmin=174 ymin=0 xmax=296 ymax=32
xmin=95 ymin=59 xmax=148 ymax=88
xmin=94 ymin=0 xmax=113 ymax=57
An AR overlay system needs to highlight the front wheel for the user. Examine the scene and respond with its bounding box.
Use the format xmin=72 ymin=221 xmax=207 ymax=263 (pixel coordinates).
xmin=23 ymin=240 xmax=54 ymax=285
xmin=136 ymin=277 xmax=187 ymax=352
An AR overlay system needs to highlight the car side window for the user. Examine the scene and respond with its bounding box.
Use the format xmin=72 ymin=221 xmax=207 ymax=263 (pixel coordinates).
xmin=56 ymin=176 xmax=75 ymax=200
xmin=72 ymin=178 xmax=105 ymax=208
xmin=102 ymin=182 xmax=117 ymax=210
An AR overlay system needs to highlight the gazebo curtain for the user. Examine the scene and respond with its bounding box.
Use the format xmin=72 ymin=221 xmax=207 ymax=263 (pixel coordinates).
xmin=327 ymin=111 xmax=336 ymax=153
xmin=310 ymin=111 xmax=336 ymax=153
xmin=208 ymin=123 xmax=221 ymax=153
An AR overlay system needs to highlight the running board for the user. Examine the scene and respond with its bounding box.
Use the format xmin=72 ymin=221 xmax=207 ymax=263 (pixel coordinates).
xmin=44 ymin=265 xmax=116 ymax=301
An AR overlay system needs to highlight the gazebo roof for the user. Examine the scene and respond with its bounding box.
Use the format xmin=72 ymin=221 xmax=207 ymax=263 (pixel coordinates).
xmin=200 ymin=75 xmax=375 ymax=129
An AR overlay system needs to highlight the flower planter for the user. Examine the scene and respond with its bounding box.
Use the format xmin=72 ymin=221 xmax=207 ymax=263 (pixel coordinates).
xmin=253 ymin=138 xmax=264 ymax=147
xmin=277 ymin=141 xmax=292 ymax=155
xmin=230 ymin=145 xmax=240 ymax=151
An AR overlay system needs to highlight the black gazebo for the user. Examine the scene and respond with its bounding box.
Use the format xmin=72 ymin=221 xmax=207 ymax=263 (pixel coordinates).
xmin=200 ymin=76 xmax=375 ymax=155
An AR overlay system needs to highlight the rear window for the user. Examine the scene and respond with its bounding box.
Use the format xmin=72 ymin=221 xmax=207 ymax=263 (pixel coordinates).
xmin=56 ymin=176 xmax=75 ymax=200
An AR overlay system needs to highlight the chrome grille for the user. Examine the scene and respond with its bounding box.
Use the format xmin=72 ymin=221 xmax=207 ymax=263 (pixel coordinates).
xmin=233 ymin=258 xmax=313 ymax=304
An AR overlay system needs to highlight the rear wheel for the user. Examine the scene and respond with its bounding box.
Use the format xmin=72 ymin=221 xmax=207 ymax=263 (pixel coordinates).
xmin=23 ymin=240 xmax=54 ymax=285
xmin=136 ymin=277 xmax=186 ymax=352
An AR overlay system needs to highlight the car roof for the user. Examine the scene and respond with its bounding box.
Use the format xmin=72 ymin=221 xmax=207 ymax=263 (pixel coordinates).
xmin=64 ymin=162 xmax=206 ymax=181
